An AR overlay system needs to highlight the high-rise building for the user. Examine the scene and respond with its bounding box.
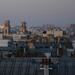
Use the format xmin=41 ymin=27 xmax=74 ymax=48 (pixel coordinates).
xmin=20 ymin=22 xmax=26 ymax=33
xmin=4 ymin=20 xmax=10 ymax=35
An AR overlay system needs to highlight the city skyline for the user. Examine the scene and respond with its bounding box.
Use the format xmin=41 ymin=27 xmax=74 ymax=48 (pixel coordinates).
xmin=0 ymin=0 xmax=75 ymax=27
xmin=0 ymin=1 xmax=75 ymax=74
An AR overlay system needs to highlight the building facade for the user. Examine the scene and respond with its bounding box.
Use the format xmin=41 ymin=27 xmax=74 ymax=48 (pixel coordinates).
xmin=47 ymin=29 xmax=66 ymax=37
xmin=4 ymin=20 xmax=10 ymax=35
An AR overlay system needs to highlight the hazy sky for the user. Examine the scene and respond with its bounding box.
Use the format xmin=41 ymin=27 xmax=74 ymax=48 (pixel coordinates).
xmin=0 ymin=0 xmax=75 ymax=27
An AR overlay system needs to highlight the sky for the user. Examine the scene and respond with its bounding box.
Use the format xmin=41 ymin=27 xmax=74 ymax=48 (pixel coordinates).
xmin=0 ymin=0 xmax=75 ymax=27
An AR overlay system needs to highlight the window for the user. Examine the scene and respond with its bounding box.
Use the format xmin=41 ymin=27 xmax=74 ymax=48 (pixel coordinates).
xmin=22 ymin=24 xmax=23 ymax=27
xmin=5 ymin=30 xmax=7 ymax=34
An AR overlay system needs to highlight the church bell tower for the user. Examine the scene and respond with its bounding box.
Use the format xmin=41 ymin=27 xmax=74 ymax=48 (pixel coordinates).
xmin=4 ymin=20 xmax=10 ymax=35
xmin=20 ymin=22 xmax=26 ymax=33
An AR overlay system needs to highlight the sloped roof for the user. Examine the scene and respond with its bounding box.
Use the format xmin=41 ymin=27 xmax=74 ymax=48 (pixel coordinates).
xmin=0 ymin=47 xmax=16 ymax=51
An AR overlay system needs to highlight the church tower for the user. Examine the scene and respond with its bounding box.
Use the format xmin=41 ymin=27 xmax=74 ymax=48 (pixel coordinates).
xmin=4 ymin=20 xmax=10 ymax=35
xmin=20 ymin=22 xmax=26 ymax=33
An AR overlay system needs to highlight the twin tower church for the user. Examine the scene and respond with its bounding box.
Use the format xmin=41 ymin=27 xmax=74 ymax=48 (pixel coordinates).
xmin=4 ymin=20 xmax=27 ymax=36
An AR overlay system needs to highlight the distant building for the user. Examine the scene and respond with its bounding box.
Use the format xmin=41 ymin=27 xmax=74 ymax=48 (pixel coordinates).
xmin=0 ymin=25 xmax=4 ymax=29
xmin=43 ymin=24 xmax=54 ymax=28
xmin=3 ymin=20 xmax=13 ymax=38
xmin=72 ymin=38 xmax=75 ymax=49
xmin=46 ymin=29 xmax=66 ymax=37
xmin=13 ymin=34 xmax=27 ymax=41
xmin=0 ymin=39 xmax=10 ymax=47
xmin=20 ymin=22 xmax=27 ymax=33
xmin=0 ymin=33 xmax=3 ymax=39
xmin=70 ymin=24 xmax=75 ymax=29
xmin=0 ymin=39 xmax=16 ymax=57
xmin=4 ymin=20 xmax=10 ymax=35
